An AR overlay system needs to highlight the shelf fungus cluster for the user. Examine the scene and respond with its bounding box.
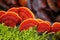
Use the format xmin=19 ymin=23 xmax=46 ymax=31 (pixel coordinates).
xmin=0 ymin=7 xmax=60 ymax=33
xmin=0 ymin=0 xmax=60 ymax=22
xmin=0 ymin=7 xmax=35 ymax=27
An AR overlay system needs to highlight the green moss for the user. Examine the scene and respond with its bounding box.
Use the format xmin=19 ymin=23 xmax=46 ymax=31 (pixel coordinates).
xmin=53 ymin=32 xmax=60 ymax=40
xmin=0 ymin=24 xmax=55 ymax=40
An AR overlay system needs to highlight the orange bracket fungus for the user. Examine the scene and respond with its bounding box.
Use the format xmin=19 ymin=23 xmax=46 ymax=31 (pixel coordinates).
xmin=8 ymin=7 xmax=19 ymax=14
xmin=52 ymin=22 xmax=60 ymax=32
xmin=0 ymin=12 xmax=22 ymax=27
xmin=19 ymin=18 xmax=39 ymax=31
xmin=37 ymin=21 xmax=51 ymax=33
xmin=18 ymin=7 xmax=35 ymax=20
xmin=0 ymin=11 xmax=5 ymax=16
